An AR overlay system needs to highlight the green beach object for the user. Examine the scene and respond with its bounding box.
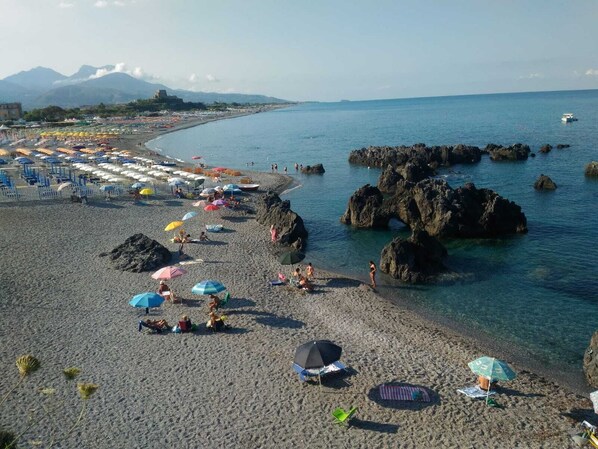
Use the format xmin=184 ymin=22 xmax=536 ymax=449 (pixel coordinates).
xmin=332 ymin=406 xmax=358 ymax=427
xmin=468 ymin=356 xmax=517 ymax=382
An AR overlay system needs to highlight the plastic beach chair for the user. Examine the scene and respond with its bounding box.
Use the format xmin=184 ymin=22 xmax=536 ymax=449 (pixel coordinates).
xmin=216 ymin=292 xmax=230 ymax=311
xmin=332 ymin=406 xmax=358 ymax=427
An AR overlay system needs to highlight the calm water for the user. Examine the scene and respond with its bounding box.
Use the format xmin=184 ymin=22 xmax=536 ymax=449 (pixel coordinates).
xmin=148 ymin=90 xmax=598 ymax=381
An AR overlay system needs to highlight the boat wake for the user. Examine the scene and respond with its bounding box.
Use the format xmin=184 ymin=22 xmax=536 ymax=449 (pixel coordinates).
xmin=281 ymin=184 xmax=303 ymax=196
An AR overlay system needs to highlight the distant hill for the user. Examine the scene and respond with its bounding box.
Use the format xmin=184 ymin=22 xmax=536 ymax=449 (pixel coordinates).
xmin=4 ymin=66 xmax=66 ymax=91
xmin=0 ymin=65 xmax=289 ymax=109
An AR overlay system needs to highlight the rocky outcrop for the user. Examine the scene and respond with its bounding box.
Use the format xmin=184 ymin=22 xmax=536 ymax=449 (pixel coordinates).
xmin=378 ymin=158 xmax=433 ymax=193
xmin=339 ymin=184 xmax=387 ymax=228
xmin=486 ymin=143 xmax=531 ymax=161
xmin=534 ymin=175 xmax=557 ymax=190
xmin=379 ymin=230 xmax=448 ymax=283
xmin=539 ymin=144 xmax=552 ymax=154
xmin=348 ymin=143 xmax=482 ymax=168
xmin=300 ymin=163 xmax=325 ymax=174
xmin=584 ymin=330 xmax=598 ymax=388
xmin=556 ymin=144 xmax=571 ymax=149
xmin=255 ymin=191 xmax=308 ymax=249
xmin=100 ymin=233 xmax=171 ymax=272
xmin=342 ymin=179 xmax=528 ymax=238
xmin=585 ymin=162 xmax=598 ymax=177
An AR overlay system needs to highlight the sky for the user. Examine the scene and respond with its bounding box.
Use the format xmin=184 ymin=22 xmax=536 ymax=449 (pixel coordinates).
xmin=1 ymin=0 xmax=598 ymax=101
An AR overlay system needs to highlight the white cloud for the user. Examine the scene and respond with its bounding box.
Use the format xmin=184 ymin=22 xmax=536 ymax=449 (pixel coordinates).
xmin=89 ymin=63 xmax=146 ymax=79
xmin=205 ymin=74 xmax=220 ymax=83
xmin=519 ymin=73 xmax=543 ymax=80
xmin=188 ymin=73 xmax=198 ymax=83
xmin=58 ymin=1 xmax=74 ymax=7
xmin=585 ymin=69 xmax=598 ymax=76
xmin=94 ymin=0 xmax=108 ymax=7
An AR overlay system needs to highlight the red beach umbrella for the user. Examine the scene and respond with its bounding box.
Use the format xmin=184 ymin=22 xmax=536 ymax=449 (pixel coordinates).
xmin=213 ymin=167 xmax=227 ymax=172
xmin=204 ymin=204 xmax=220 ymax=211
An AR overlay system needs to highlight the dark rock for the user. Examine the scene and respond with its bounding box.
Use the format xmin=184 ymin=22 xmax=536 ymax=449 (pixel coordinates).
xmin=539 ymin=144 xmax=552 ymax=154
xmin=379 ymin=230 xmax=449 ymax=283
xmin=103 ymin=233 xmax=171 ymax=272
xmin=342 ymin=179 xmax=528 ymax=237
xmin=583 ymin=330 xmax=598 ymax=388
xmin=340 ymin=184 xmax=387 ymax=228
xmin=530 ymin=153 xmax=536 ymax=157
xmin=585 ymin=162 xmax=598 ymax=177
xmin=486 ymin=143 xmax=531 ymax=161
xmin=534 ymin=174 xmax=557 ymax=190
xmin=255 ymin=191 xmax=308 ymax=249
xmin=556 ymin=144 xmax=571 ymax=149
xmin=300 ymin=163 xmax=325 ymax=174
xmin=377 ymin=158 xmax=433 ymax=193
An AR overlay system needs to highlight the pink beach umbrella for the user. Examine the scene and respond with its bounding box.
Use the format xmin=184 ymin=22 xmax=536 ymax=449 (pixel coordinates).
xmin=193 ymin=200 xmax=208 ymax=207
xmin=151 ymin=266 xmax=188 ymax=280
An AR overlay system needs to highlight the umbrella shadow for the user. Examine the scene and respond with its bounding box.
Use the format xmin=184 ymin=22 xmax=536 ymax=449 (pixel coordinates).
xmin=221 ymin=216 xmax=249 ymax=223
xmin=87 ymin=202 xmax=124 ymax=209
xmin=302 ymin=367 xmax=359 ymax=390
xmin=562 ymin=407 xmax=597 ymax=424
xmin=368 ymin=381 xmax=439 ymax=410
xmin=201 ymin=240 xmax=229 ymax=246
xmin=227 ymin=309 xmax=305 ymax=329
xmin=163 ymin=200 xmax=184 ymax=206
xmin=323 ymin=277 xmax=363 ymax=288
xmin=227 ymin=297 xmax=256 ymax=308
xmin=350 ymin=419 xmax=399 ymax=434
xmin=495 ymin=386 xmax=545 ymax=398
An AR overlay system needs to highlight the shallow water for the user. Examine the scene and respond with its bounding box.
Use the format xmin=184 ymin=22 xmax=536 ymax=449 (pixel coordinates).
xmin=148 ymin=90 xmax=598 ymax=379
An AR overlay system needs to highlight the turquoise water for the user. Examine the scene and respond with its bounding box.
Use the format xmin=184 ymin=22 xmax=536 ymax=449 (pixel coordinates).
xmin=148 ymin=90 xmax=598 ymax=379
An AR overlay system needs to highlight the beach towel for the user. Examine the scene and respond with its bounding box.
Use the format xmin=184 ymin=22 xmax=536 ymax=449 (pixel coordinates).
xmin=179 ymin=259 xmax=204 ymax=265
xmin=457 ymin=385 xmax=496 ymax=399
xmin=269 ymin=280 xmax=285 ymax=286
xmin=379 ymin=385 xmax=431 ymax=402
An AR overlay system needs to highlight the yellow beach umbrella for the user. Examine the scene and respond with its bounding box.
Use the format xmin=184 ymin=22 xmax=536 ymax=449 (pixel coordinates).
xmin=139 ymin=188 xmax=153 ymax=196
xmin=165 ymin=221 xmax=184 ymax=231
xmin=0 ymin=149 xmax=10 ymax=156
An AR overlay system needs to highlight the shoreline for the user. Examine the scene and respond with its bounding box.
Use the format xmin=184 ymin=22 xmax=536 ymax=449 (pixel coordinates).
xmin=130 ymin=112 xmax=591 ymax=396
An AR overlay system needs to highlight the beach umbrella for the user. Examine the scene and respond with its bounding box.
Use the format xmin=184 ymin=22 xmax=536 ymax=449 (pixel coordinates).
xmin=169 ymin=179 xmax=185 ymax=186
xmin=129 ymin=292 xmax=164 ymax=314
xmin=213 ymin=167 xmax=227 ymax=172
xmin=468 ymin=356 xmax=516 ymax=404
xmin=279 ymin=251 xmax=305 ymax=266
xmin=212 ymin=199 xmax=228 ymax=206
xmin=201 ymin=188 xmax=216 ymax=195
xmin=151 ymin=266 xmax=187 ymax=280
xmin=164 ymin=221 xmax=184 ymax=231
xmin=191 ymin=280 xmax=226 ymax=295
xmin=57 ymin=182 xmax=75 ymax=192
xmin=294 ymin=340 xmax=342 ymax=370
xmin=182 ymin=211 xmax=198 ymax=221
xmin=131 ymin=182 xmax=145 ymax=189
xmin=139 ymin=188 xmax=153 ymax=196
xmin=223 ymin=184 xmax=239 ymax=191
xmin=204 ymin=204 xmax=220 ymax=212
xmin=192 ymin=200 xmax=207 ymax=207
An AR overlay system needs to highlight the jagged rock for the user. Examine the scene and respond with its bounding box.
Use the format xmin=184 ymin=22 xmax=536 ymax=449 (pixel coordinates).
xmin=539 ymin=144 xmax=552 ymax=154
xmin=556 ymin=144 xmax=571 ymax=149
xmin=486 ymin=143 xmax=531 ymax=161
xmin=585 ymin=162 xmax=598 ymax=177
xmin=100 ymin=233 xmax=171 ymax=272
xmin=534 ymin=174 xmax=557 ymax=190
xmin=300 ymin=163 xmax=325 ymax=174
xmin=583 ymin=330 xmax=598 ymax=388
xmin=342 ymin=179 xmax=528 ymax=237
xmin=348 ymin=143 xmax=482 ymax=168
xmin=378 ymin=158 xmax=433 ymax=193
xmin=255 ymin=191 xmax=308 ymax=249
xmin=379 ymin=230 xmax=448 ymax=283
xmin=340 ymin=184 xmax=387 ymax=228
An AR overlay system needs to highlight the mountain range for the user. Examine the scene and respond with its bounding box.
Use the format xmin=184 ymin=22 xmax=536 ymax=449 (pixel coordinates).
xmin=0 ymin=65 xmax=288 ymax=110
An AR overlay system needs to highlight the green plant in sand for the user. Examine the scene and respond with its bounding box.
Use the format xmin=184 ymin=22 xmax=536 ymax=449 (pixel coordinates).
xmin=0 ymin=354 xmax=99 ymax=449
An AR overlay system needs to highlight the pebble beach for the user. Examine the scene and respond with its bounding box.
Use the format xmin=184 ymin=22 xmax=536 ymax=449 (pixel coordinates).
xmin=0 ymin=121 xmax=594 ymax=448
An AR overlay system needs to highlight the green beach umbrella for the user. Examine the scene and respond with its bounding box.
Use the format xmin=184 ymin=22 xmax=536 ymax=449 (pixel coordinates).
xmin=278 ymin=251 xmax=305 ymax=266
xmin=468 ymin=356 xmax=516 ymax=405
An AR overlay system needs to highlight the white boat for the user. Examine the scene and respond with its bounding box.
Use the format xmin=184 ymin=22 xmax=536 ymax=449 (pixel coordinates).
xmin=561 ymin=113 xmax=578 ymax=123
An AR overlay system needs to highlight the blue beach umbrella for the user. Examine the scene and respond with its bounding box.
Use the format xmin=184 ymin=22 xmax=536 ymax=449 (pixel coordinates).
xmin=182 ymin=211 xmax=198 ymax=221
xmin=100 ymin=185 xmax=115 ymax=192
xmin=129 ymin=292 xmax=164 ymax=314
xmin=191 ymin=280 xmax=226 ymax=295
xmin=468 ymin=356 xmax=516 ymax=404
xmin=131 ymin=182 xmax=146 ymax=189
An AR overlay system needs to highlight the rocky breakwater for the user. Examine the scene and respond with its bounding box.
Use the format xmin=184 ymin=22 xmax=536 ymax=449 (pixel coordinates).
xmin=584 ymin=330 xmax=598 ymax=388
xmin=100 ymin=233 xmax=172 ymax=272
xmin=300 ymin=163 xmax=325 ymax=174
xmin=585 ymin=162 xmax=598 ymax=177
xmin=348 ymin=143 xmax=483 ymax=169
xmin=380 ymin=230 xmax=449 ymax=283
xmin=255 ymin=191 xmax=308 ymax=250
xmin=486 ymin=143 xmax=531 ymax=161
xmin=342 ymin=178 xmax=528 ymax=238
xmin=534 ymin=175 xmax=557 ymax=190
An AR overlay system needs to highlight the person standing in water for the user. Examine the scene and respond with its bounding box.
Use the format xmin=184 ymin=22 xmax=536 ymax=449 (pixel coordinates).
xmin=369 ymin=261 xmax=377 ymax=289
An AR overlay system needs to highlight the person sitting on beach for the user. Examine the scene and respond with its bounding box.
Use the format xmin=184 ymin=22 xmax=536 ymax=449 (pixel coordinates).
xmin=207 ymin=311 xmax=226 ymax=331
xmin=208 ymin=294 xmax=221 ymax=312
xmin=179 ymin=315 xmax=192 ymax=332
xmin=138 ymin=319 xmax=171 ymax=333
xmin=299 ymin=275 xmax=313 ymax=292
xmin=175 ymin=187 xmax=184 ymax=198
xmin=199 ymin=231 xmax=209 ymax=242
xmin=158 ymin=281 xmax=173 ymax=301
xmin=292 ymin=267 xmax=301 ymax=279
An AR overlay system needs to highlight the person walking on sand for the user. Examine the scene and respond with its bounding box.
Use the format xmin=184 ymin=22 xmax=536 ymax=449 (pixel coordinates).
xmin=369 ymin=260 xmax=377 ymax=289
xmin=270 ymin=224 xmax=278 ymax=243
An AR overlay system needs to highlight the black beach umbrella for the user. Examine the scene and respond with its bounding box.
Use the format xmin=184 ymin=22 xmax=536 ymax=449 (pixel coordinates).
xmin=278 ymin=251 xmax=305 ymax=266
xmin=294 ymin=340 xmax=342 ymax=370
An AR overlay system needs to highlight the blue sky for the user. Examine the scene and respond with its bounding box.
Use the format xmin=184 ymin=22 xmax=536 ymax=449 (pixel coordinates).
xmin=2 ymin=0 xmax=598 ymax=101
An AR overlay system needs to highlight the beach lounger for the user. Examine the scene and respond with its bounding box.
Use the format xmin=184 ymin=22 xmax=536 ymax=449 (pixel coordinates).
xmin=292 ymin=361 xmax=347 ymax=382
xmin=379 ymin=385 xmax=431 ymax=402
xmin=269 ymin=279 xmax=285 ymax=286
xmin=332 ymin=406 xmax=358 ymax=427
xmin=457 ymin=385 xmax=496 ymax=399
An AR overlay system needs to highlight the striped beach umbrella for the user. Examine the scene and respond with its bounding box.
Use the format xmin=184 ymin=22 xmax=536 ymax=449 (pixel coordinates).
xmin=191 ymin=280 xmax=226 ymax=295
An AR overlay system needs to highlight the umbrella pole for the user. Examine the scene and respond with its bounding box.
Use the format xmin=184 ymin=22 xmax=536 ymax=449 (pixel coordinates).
xmin=486 ymin=377 xmax=491 ymax=404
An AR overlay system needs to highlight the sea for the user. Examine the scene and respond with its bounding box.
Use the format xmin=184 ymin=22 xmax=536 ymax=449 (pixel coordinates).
xmin=147 ymin=90 xmax=598 ymax=388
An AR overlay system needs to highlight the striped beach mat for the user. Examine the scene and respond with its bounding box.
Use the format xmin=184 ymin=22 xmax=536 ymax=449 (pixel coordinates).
xmin=379 ymin=385 xmax=431 ymax=402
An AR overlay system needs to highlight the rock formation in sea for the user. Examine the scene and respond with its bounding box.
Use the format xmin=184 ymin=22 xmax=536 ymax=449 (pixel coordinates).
xmin=534 ymin=175 xmax=557 ymax=190
xmin=300 ymin=163 xmax=325 ymax=174
xmin=100 ymin=233 xmax=172 ymax=272
xmin=556 ymin=144 xmax=571 ymax=149
xmin=485 ymin=143 xmax=531 ymax=161
xmin=378 ymin=159 xmax=433 ymax=193
xmin=585 ymin=162 xmax=598 ymax=177
xmin=583 ymin=330 xmax=598 ymax=388
xmin=539 ymin=144 xmax=552 ymax=154
xmin=255 ymin=191 xmax=308 ymax=249
xmin=379 ymin=229 xmax=449 ymax=283
xmin=348 ymin=143 xmax=483 ymax=168
xmin=341 ymin=178 xmax=528 ymax=238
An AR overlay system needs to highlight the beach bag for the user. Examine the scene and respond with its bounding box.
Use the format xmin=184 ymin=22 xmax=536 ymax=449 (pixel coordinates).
xmin=172 ymin=325 xmax=181 ymax=333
